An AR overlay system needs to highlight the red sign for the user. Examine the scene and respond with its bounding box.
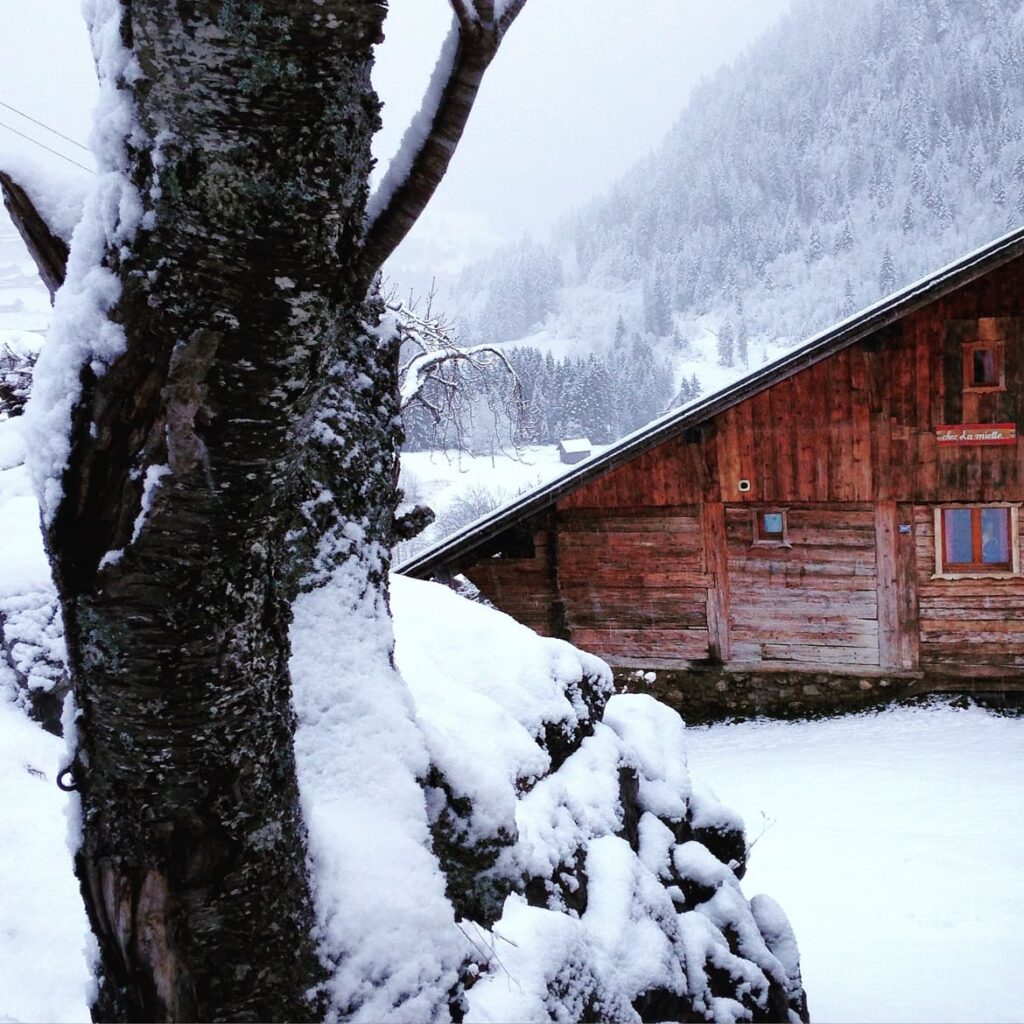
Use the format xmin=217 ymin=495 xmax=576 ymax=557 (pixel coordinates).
xmin=936 ymin=423 xmax=1017 ymax=446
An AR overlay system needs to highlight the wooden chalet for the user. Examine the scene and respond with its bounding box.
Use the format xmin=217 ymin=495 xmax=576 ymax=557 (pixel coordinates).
xmin=399 ymin=228 xmax=1024 ymax=716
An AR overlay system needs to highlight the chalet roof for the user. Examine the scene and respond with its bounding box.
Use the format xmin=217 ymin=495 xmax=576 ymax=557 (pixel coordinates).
xmin=398 ymin=224 xmax=1024 ymax=580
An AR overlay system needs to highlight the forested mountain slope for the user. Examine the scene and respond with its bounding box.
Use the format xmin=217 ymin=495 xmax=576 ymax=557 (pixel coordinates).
xmin=451 ymin=0 xmax=1024 ymax=370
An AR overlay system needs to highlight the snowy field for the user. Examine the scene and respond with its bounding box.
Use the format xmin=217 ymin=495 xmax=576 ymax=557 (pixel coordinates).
xmin=685 ymin=703 xmax=1024 ymax=1024
xmin=397 ymin=444 xmax=610 ymax=563
xmin=400 ymin=445 xmax=575 ymax=519
xmin=2 ymin=686 xmax=1020 ymax=1022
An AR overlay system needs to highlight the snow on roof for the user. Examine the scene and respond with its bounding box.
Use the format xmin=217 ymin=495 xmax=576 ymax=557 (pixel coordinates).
xmin=558 ymin=437 xmax=591 ymax=453
xmin=398 ymin=223 xmax=1024 ymax=580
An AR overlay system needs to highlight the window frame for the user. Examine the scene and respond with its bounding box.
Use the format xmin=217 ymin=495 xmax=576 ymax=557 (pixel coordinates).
xmin=933 ymin=503 xmax=1021 ymax=579
xmin=752 ymin=507 xmax=790 ymax=548
xmin=962 ymin=337 xmax=1006 ymax=393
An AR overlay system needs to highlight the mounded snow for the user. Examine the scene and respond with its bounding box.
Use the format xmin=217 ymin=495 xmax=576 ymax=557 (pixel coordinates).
xmin=393 ymin=575 xmax=611 ymax=842
xmin=291 ymin=557 xmax=463 ymax=1023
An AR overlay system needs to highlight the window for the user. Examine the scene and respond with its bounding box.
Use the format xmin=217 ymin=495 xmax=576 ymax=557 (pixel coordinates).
xmin=935 ymin=505 xmax=1020 ymax=576
xmin=962 ymin=337 xmax=1005 ymax=392
xmin=753 ymin=508 xmax=789 ymax=546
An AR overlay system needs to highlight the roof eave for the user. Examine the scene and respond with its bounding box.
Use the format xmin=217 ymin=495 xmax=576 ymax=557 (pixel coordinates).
xmin=397 ymin=224 xmax=1024 ymax=580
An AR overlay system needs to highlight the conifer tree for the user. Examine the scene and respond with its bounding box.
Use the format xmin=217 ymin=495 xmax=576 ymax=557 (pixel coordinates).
xmin=717 ymin=321 xmax=735 ymax=367
xmin=879 ymin=246 xmax=898 ymax=294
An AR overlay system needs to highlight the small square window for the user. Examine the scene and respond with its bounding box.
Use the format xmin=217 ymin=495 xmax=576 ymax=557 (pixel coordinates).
xmin=753 ymin=508 xmax=788 ymax=546
xmin=937 ymin=505 xmax=1017 ymax=575
xmin=962 ymin=339 xmax=1005 ymax=392
xmin=972 ymin=348 xmax=998 ymax=386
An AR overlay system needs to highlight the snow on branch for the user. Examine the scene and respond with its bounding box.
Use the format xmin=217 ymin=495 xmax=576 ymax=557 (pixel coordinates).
xmin=390 ymin=289 xmax=524 ymax=455
xmin=0 ymin=170 xmax=70 ymax=302
xmin=358 ymin=0 xmax=529 ymax=285
xmin=496 ymin=0 xmax=528 ymax=34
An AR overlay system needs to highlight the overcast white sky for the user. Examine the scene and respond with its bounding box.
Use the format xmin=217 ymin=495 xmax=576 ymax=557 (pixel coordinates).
xmin=0 ymin=0 xmax=791 ymax=265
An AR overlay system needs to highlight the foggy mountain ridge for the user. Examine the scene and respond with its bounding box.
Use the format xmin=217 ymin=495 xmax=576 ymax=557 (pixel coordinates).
xmin=446 ymin=0 xmax=1024 ymax=370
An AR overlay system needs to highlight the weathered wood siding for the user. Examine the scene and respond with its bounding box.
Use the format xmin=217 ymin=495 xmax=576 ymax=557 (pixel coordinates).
xmin=878 ymin=311 xmax=1023 ymax=503
xmin=553 ymin=505 xmax=710 ymax=665
xmin=913 ymin=506 xmax=1024 ymax=673
xmin=724 ymin=504 xmax=880 ymax=668
xmin=462 ymin=524 xmax=559 ymax=637
xmin=558 ymin=436 xmax=712 ymax=508
xmin=714 ymin=349 xmax=874 ymax=504
xmin=447 ymin=251 xmax=1024 ymax=682
xmin=712 ymin=325 xmax=1023 ymax=505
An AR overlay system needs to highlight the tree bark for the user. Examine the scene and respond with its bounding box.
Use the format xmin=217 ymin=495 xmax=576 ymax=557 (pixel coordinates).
xmin=356 ymin=0 xmax=527 ymax=284
xmin=47 ymin=3 xmax=390 ymax=1018
xmin=0 ymin=170 xmax=69 ymax=302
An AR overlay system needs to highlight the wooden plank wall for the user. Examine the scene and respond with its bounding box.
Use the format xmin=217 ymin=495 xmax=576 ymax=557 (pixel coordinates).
xmin=462 ymin=526 xmax=559 ymax=637
xmin=881 ymin=312 xmax=1023 ymax=502
xmin=725 ymin=504 xmax=881 ymax=668
xmin=454 ymin=253 xmax=1024 ymax=679
xmin=558 ymin=436 xmax=712 ymax=509
xmin=913 ymin=507 xmax=1024 ymax=672
xmin=711 ymin=259 xmax=1024 ymax=507
xmin=877 ymin=257 xmax=1024 ymax=503
xmin=873 ymin=500 xmax=920 ymax=670
xmin=554 ymin=506 xmax=711 ymax=665
xmin=714 ymin=348 xmax=874 ymax=504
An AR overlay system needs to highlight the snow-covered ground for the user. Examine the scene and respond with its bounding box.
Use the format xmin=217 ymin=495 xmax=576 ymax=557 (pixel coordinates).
xmin=398 ymin=444 xmax=610 ymax=562
xmin=2 ymin=672 xmax=1020 ymax=1022
xmin=0 ymin=694 xmax=92 ymax=1023
xmin=401 ymin=445 xmax=575 ymax=517
xmin=685 ymin=704 xmax=1024 ymax=1024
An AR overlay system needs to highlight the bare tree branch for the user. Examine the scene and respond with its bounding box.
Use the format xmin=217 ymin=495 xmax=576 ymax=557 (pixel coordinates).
xmin=498 ymin=0 xmax=529 ymax=34
xmin=0 ymin=344 xmax=36 ymax=419
xmin=0 ymin=170 xmax=69 ymax=302
xmin=387 ymin=294 xmax=525 ymax=456
xmin=357 ymin=0 xmax=528 ymax=286
xmin=400 ymin=343 xmax=516 ymax=411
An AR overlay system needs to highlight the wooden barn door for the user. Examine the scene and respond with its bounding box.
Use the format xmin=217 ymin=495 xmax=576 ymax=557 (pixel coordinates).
xmin=874 ymin=500 xmax=920 ymax=670
xmin=724 ymin=503 xmax=883 ymax=669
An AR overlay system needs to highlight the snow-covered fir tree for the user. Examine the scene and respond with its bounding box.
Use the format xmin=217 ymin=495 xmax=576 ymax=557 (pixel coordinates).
xmin=444 ymin=0 xmax=1024 ymax=401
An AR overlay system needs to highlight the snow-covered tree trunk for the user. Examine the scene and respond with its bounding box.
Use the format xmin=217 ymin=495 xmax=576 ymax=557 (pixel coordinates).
xmin=32 ymin=2 xmax=398 ymax=1018
xmin=12 ymin=0 xmax=530 ymax=1017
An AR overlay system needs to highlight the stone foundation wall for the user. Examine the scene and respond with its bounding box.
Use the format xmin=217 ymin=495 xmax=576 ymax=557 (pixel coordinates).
xmin=615 ymin=665 xmax=1024 ymax=723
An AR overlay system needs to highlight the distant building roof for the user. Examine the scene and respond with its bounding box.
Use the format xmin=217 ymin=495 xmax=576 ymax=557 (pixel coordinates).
xmin=558 ymin=438 xmax=591 ymax=454
xmin=398 ymin=223 xmax=1024 ymax=580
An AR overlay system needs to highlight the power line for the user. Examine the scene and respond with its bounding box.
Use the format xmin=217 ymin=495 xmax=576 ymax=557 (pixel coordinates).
xmin=0 ymin=118 xmax=95 ymax=175
xmin=0 ymin=99 xmax=91 ymax=152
